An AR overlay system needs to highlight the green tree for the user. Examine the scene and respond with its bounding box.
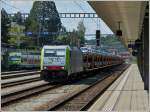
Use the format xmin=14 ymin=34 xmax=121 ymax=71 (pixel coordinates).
xmin=13 ymin=11 xmax=23 ymax=25
xmin=56 ymin=21 xmax=86 ymax=47
xmin=77 ymin=20 xmax=86 ymax=46
xmin=56 ymin=26 xmax=69 ymax=44
xmin=8 ymin=23 xmax=37 ymax=49
xmin=69 ymin=29 xmax=79 ymax=46
xmin=25 ymin=1 xmax=61 ymax=46
xmin=8 ymin=23 xmax=25 ymax=48
xmin=1 ymin=8 xmax=11 ymax=43
xmin=60 ymin=26 xmax=67 ymax=33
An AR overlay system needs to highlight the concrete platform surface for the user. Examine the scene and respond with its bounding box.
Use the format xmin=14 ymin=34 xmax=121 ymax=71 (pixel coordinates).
xmin=88 ymin=64 xmax=149 ymax=111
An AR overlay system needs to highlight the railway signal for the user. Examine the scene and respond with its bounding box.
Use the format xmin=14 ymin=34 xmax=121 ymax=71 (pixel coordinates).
xmin=96 ymin=30 xmax=100 ymax=47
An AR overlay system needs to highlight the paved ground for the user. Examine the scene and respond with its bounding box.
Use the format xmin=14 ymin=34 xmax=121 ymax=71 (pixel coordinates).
xmin=89 ymin=64 xmax=149 ymax=111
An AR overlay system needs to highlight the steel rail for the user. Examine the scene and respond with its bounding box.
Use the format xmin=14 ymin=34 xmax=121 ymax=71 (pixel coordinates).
xmin=48 ymin=65 xmax=129 ymax=111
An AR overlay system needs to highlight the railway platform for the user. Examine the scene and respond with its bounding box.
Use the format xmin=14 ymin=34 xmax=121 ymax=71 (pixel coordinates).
xmin=88 ymin=64 xmax=149 ymax=111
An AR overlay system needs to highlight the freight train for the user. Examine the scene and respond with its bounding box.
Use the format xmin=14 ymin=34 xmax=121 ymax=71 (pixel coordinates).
xmin=40 ymin=45 xmax=124 ymax=82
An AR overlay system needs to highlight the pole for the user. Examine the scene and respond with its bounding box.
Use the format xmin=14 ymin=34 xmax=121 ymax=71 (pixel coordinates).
xmin=38 ymin=23 xmax=40 ymax=47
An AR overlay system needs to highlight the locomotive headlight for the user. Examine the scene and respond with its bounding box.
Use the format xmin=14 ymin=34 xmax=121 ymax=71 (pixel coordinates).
xmin=44 ymin=66 xmax=47 ymax=69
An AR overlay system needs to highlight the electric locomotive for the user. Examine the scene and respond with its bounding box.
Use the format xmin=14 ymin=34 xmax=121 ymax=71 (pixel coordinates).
xmin=8 ymin=52 xmax=22 ymax=68
xmin=40 ymin=45 xmax=83 ymax=81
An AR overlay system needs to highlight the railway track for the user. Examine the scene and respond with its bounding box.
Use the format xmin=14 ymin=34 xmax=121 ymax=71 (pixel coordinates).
xmin=1 ymin=70 xmax=38 ymax=75
xmin=1 ymin=74 xmax=40 ymax=88
xmin=1 ymin=81 xmax=62 ymax=106
xmin=1 ymin=70 xmax=40 ymax=88
xmin=2 ymin=64 xmax=129 ymax=111
xmin=1 ymin=71 xmax=40 ymax=79
xmin=48 ymin=64 xmax=129 ymax=111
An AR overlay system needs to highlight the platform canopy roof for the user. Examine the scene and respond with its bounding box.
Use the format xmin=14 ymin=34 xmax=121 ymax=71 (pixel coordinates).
xmin=88 ymin=1 xmax=147 ymax=51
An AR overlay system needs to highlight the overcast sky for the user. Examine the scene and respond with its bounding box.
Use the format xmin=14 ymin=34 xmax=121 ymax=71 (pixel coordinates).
xmin=1 ymin=0 xmax=113 ymax=40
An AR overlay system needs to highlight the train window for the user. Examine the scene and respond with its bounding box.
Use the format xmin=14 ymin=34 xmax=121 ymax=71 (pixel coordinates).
xmin=44 ymin=49 xmax=65 ymax=57
xmin=57 ymin=50 xmax=65 ymax=56
xmin=9 ymin=56 xmax=21 ymax=61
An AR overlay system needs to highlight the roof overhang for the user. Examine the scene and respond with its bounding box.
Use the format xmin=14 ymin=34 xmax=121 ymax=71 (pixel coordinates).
xmin=88 ymin=1 xmax=147 ymax=52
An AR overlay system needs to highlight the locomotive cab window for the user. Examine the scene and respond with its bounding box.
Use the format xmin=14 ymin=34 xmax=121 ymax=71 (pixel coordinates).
xmin=44 ymin=49 xmax=65 ymax=57
xmin=9 ymin=56 xmax=21 ymax=61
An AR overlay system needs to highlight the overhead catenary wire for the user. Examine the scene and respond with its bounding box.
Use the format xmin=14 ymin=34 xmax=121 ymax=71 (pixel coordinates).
xmin=1 ymin=0 xmax=22 ymax=12
xmin=74 ymin=0 xmax=98 ymax=41
xmin=74 ymin=1 xmax=101 ymax=30
xmin=74 ymin=1 xmax=97 ymax=25
xmin=74 ymin=1 xmax=109 ymax=34
xmin=2 ymin=0 xmax=109 ymax=35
